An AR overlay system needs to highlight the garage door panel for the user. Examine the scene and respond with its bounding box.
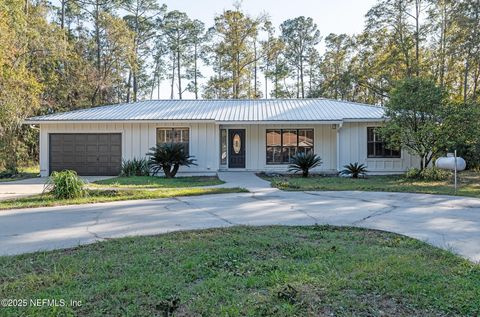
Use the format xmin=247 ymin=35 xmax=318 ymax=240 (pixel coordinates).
xmin=75 ymin=155 xmax=86 ymax=163
xmin=110 ymin=156 xmax=121 ymax=164
xmin=98 ymin=145 xmax=109 ymax=152
xmin=75 ymin=134 xmax=88 ymax=142
xmin=98 ymin=155 xmax=109 ymax=163
xmin=50 ymin=133 xmax=121 ymax=176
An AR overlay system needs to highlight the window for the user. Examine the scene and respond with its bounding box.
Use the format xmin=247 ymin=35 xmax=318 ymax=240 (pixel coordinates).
xmin=266 ymin=129 xmax=314 ymax=164
xmin=157 ymin=128 xmax=189 ymax=155
xmin=220 ymin=129 xmax=227 ymax=165
xmin=367 ymin=127 xmax=400 ymax=158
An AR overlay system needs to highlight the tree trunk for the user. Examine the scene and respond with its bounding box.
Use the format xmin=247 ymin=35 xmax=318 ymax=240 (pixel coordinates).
xmin=177 ymin=47 xmax=182 ymax=99
xmin=254 ymin=41 xmax=257 ymax=98
xmin=126 ymin=70 xmax=132 ymax=103
xmin=170 ymin=52 xmax=175 ymax=99
xmin=415 ymin=0 xmax=420 ymax=77
xmin=464 ymin=59 xmax=469 ymax=102
xmin=194 ymin=43 xmax=198 ymax=99
xmin=94 ymin=2 xmax=101 ymax=72
xmin=133 ymin=70 xmax=138 ymax=102
xmin=60 ymin=0 xmax=66 ymax=29
xmin=300 ymin=55 xmax=305 ymax=98
xmin=439 ymin=0 xmax=447 ymax=87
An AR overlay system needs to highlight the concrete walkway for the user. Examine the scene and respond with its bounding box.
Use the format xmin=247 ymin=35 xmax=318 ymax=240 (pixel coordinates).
xmin=1 ymin=172 xmax=479 ymax=262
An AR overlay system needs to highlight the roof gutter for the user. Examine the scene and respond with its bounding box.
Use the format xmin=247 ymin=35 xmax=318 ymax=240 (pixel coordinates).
xmin=23 ymin=118 xmax=386 ymax=125
xmin=23 ymin=119 xmax=218 ymax=125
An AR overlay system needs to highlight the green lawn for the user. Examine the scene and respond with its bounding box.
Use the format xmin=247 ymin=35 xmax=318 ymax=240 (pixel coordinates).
xmin=0 ymin=166 xmax=39 ymax=182
xmin=261 ymin=170 xmax=480 ymax=198
xmin=0 ymin=226 xmax=478 ymax=316
xmin=0 ymin=187 xmax=246 ymax=210
xmin=91 ymin=175 xmax=224 ymax=188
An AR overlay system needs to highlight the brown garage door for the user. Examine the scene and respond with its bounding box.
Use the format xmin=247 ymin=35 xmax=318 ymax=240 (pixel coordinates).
xmin=49 ymin=133 xmax=122 ymax=176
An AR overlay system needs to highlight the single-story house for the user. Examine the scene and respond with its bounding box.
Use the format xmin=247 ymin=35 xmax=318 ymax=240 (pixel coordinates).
xmin=25 ymin=99 xmax=419 ymax=177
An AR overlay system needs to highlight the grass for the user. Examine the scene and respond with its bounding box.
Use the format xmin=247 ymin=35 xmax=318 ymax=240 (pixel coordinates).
xmin=91 ymin=175 xmax=224 ymax=188
xmin=0 ymin=165 xmax=39 ymax=182
xmin=0 ymin=187 xmax=246 ymax=210
xmin=0 ymin=226 xmax=478 ymax=316
xmin=261 ymin=170 xmax=480 ymax=198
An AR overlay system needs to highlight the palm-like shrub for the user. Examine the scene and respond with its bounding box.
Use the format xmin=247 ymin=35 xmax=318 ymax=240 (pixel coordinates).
xmin=44 ymin=170 xmax=85 ymax=199
xmin=146 ymin=143 xmax=197 ymax=178
xmin=121 ymin=158 xmax=150 ymax=176
xmin=288 ymin=152 xmax=322 ymax=177
xmin=340 ymin=162 xmax=368 ymax=178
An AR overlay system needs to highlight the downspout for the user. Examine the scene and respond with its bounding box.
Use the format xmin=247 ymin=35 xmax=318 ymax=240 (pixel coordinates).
xmin=336 ymin=121 xmax=343 ymax=172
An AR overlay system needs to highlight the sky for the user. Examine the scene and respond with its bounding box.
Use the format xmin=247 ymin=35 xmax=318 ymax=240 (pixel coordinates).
xmin=161 ymin=0 xmax=378 ymax=43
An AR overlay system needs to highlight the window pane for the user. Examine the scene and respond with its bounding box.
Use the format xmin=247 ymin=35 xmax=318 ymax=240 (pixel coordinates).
xmin=367 ymin=127 xmax=375 ymax=142
xmin=367 ymin=142 xmax=374 ymax=157
xmin=180 ymin=129 xmax=189 ymax=142
xmin=375 ymin=142 xmax=384 ymax=157
xmin=157 ymin=129 xmax=167 ymax=144
xmin=266 ymin=130 xmax=281 ymax=146
xmin=282 ymin=146 xmax=297 ymax=163
xmin=297 ymin=147 xmax=313 ymax=155
xmin=166 ymin=129 xmax=174 ymax=142
xmin=266 ymin=146 xmax=283 ymax=164
xmin=298 ymin=129 xmax=313 ymax=147
xmin=391 ymin=149 xmax=401 ymax=157
xmin=220 ymin=129 xmax=227 ymax=165
xmin=282 ymin=130 xmax=297 ymax=146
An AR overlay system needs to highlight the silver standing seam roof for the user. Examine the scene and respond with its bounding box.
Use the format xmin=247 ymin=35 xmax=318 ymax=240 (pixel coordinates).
xmin=25 ymin=99 xmax=385 ymax=123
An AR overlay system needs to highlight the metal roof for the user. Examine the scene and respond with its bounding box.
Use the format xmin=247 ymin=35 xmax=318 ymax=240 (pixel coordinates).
xmin=26 ymin=99 xmax=385 ymax=123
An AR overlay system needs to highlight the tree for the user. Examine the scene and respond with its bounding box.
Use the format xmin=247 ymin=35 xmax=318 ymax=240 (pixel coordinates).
xmin=380 ymin=78 xmax=475 ymax=170
xmin=280 ymin=16 xmax=321 ymax=98
xmin=186 ymin=19 xmax=207 ymax=99
xmin=0 ymin=1 xmax=45 ymax=171
xmin=317 ymin=33 xmax=355 ymax=100
xmin=161 ymin=10 xmax=196 ymax=100
xmin=206 ymin=8 xmax=268 ymax=99
xmin=121 ymin=0 xmax=164 ymax=102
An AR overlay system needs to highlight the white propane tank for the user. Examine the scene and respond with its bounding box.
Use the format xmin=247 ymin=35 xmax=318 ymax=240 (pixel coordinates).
xmin=435 ymin=153 xmax=466 ymax=171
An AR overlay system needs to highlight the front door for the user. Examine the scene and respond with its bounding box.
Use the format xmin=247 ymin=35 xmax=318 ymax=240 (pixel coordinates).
xmin=228 ymin=129 xmax=246 ymax=168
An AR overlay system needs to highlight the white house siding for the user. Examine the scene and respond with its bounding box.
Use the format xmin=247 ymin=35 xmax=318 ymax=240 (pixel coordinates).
xmin=338 ymin=122 xmax=420 ymax=174
xmin=39 ymin=122 xmax=218 ymax=176
xmin=219 ymin=124 xmax=338 ymax=173
xmin=39 ymin=121 xmax=419 ymax=177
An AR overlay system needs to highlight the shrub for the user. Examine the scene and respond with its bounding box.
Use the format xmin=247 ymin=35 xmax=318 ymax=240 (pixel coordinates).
xmin=405 ymin=167 xmax=421 ymax=179
xmin=45 ymin=170 xmax=85 ymax=199
xmin=404 ymin=167 xmax=451 ymax=181
xmin=0 ymin=169 xmax=17 ymax=179
xmin=121 ymin=158 xmax=150 ymax=176
xmin=288 ymin=152 xmax=322 ymax=177
xmin=146 ymin=143 xmax=197 ymax=178
xmin=340 ymin=162 xmax=368 ymax=179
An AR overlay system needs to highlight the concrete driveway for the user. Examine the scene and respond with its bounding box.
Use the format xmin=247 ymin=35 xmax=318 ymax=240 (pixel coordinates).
xmin=1 ymin=172 xmax=479 ymax=262
xmin=0 ymin=176 xmax=114 ymax=200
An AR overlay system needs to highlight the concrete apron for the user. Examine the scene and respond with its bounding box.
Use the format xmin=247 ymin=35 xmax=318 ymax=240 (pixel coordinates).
xmin=0 ymin=172 xmax=479 ymax=263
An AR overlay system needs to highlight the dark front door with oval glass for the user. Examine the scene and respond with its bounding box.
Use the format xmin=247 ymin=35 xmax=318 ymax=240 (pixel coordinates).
xmin=228 ymin=129 xmax=246 ymax=168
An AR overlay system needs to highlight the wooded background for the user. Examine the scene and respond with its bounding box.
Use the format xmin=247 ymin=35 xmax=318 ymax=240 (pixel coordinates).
xmin=0 ymin=0 xmax=479 ymax=171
